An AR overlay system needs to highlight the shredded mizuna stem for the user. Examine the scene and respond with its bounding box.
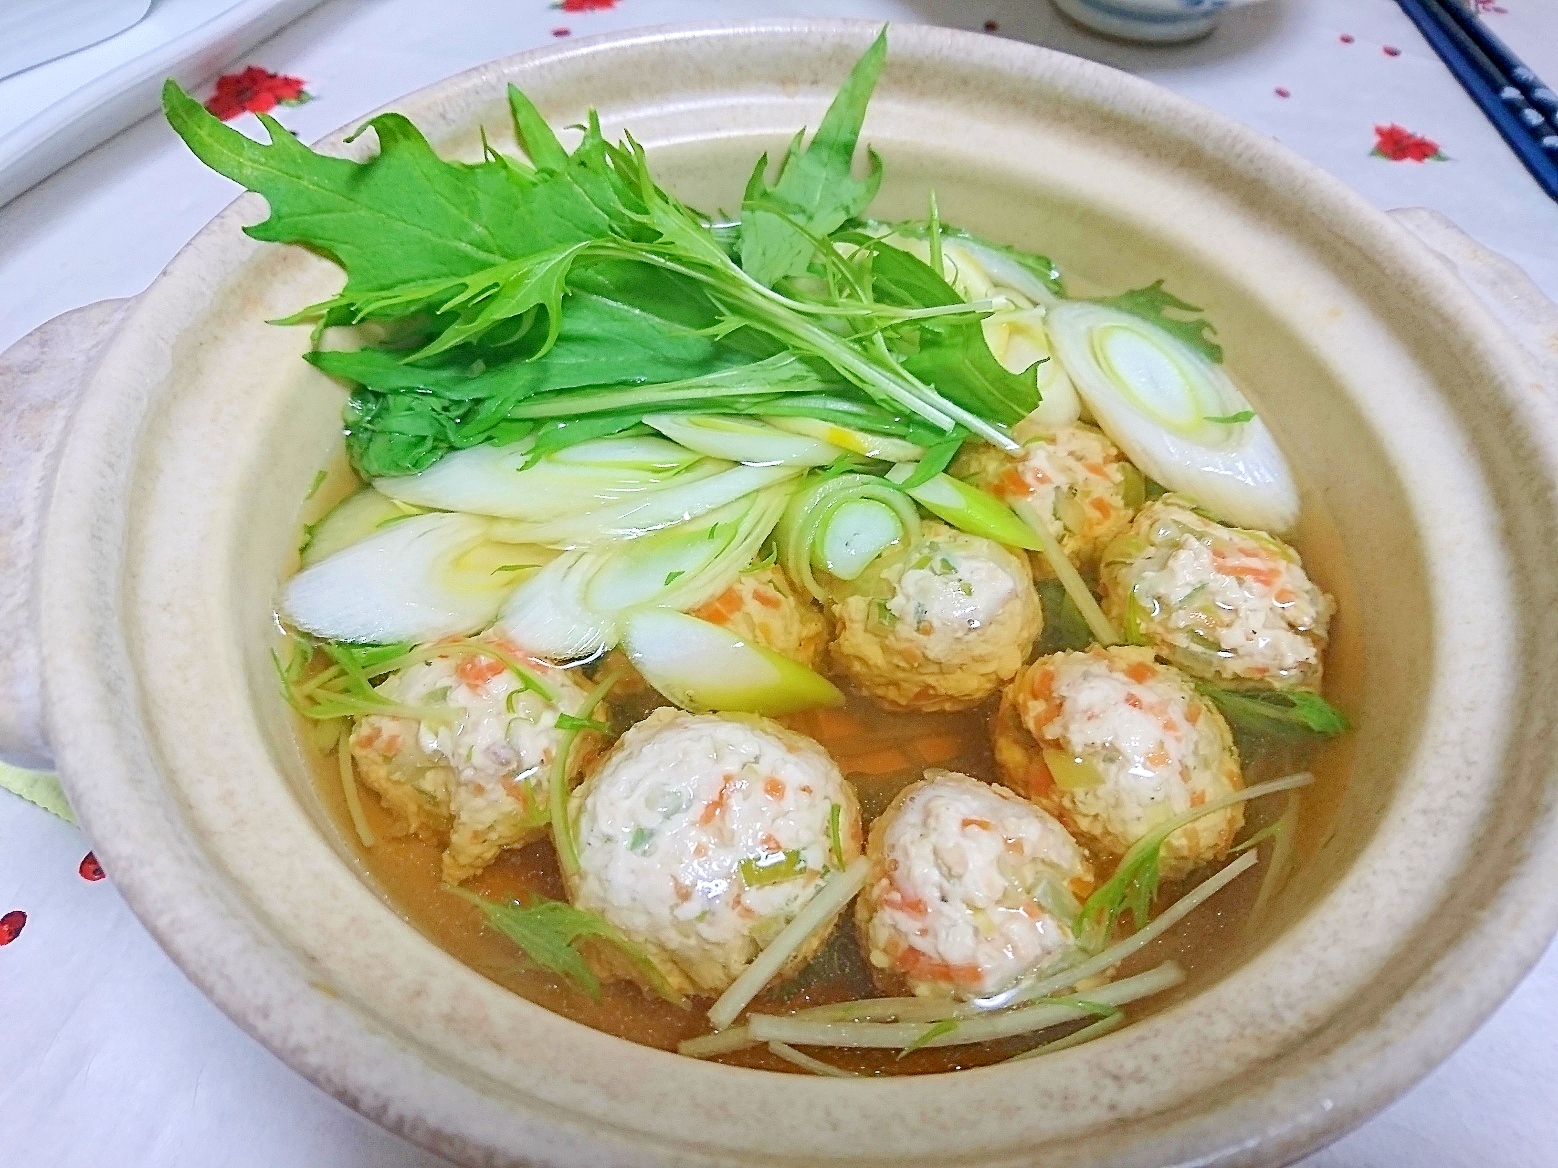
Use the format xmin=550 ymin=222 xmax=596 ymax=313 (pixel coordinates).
xmin=679 ymin=1025 xmax=759 ymax=1058
xmin=690 ymin=844 xmax=1261 ymax=1061
xmin=293 ymin=664 xmax=344 ymax=696
xmin=766 ymin=1041 xmax=863 ymax=1078
xmin=1004 ymin=1010 xmax=1126 ymax=1063
xmin=791 ymin=995 xmax=984 ymax=1025
xmin=550 ymin=659 xmax=628 ymax=882
xmin=1012 ymin=499 xmax=1119 ymax=645
xmin=1073 ymin=771 xmax=1314 ymax=953
xmin=999 ymin=850 xmax=1258 ymax=1010
xmin=411 ymin=640 xmax=555 ymax=703
xmin=336 ymin=729 xmax=375 ymax=848
xmin=1246 ymin=791 xmax=1301 ymax=931
xmin=707 ymin=856 xmax=870 ymax=1031
xmin=926 ymin=190 xmax=943 ymax=284
xmin=745 ymin=962 xmax=1183 ymax=1050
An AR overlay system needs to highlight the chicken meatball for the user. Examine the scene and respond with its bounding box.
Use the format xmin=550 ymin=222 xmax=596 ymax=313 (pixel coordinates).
xmin=855 ymin=770 xmax=1093 ymax=1000
xmin=993 ymin=646 xmax=1242 ymax=879
xmin=1099 ymin=495 xmax=1334 ymax=690
xmin=569 ymin=709 xmax=863 ymax=998
xmin=350 ymin=642 xmax=600 ymax=884
xmin=693 ymin=565 xmax=827 ymax=668
xmin=829 ymin=522 xmax=1042 ymax=712
xmin=953 ymin=425 xmax=1140 ymax=577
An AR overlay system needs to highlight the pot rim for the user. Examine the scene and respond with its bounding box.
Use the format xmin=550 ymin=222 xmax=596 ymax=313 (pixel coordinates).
xmin=38 ymin=18 xmax=1558 ymax=1168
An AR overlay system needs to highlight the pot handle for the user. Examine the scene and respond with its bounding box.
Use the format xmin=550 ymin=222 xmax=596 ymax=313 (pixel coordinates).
xmin=0 ymin=298 xmax=133 ymax=769
xmin=1389 ymin=207 xmax=1558 ymax=392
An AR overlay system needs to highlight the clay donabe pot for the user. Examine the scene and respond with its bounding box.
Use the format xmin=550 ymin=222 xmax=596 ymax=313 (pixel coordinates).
xmin=4 ymin=19 xmax=1558 ymax=1168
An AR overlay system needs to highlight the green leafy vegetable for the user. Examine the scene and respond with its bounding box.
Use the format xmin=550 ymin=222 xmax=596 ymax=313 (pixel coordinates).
xmin=555 ymin=712 xmax=610 ymax=733
xmin=738 ymin=28 xmax=887 ymax=287
xmin=309 ymin=292 xmax=749 ymax=477
xmin=739 ymin=849 xmax=808 ymax=888
xmin=866 ymin=241 xmax=1038 ymax=423
xmin=1090 ymin=281 xmax=1223 ymax=364
xmin=1205 ymin=410 xmax=1255 ymax=424
xmin=167 ymin=27 xmax=1050 ymax=484
xmin=1036 ymin=580 xmax=1096 ymax=654
xmin=897 ymin=433 xmax=964 ymax=490
xmin=550 ymin=660 xmax=629 ymax=881
xmin=1074 ymin=771 xmax=1314 ymax=951
xmin=161 ymin=81 xmax=611 ymax=306
xmin=898 ymin=1018 xmax=958 ymax=1057
xmin=828 ymin=803 xmax=845 ymax=869
xmin=450 ymin=887 xmax=678 ymax=1002
xmin=1197 ymin=685 xmax=1351 ymax=738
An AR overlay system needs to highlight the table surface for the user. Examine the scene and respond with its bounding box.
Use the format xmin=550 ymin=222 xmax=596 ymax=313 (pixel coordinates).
xmin=3 ymin=1 xmax=1557 ymax=1164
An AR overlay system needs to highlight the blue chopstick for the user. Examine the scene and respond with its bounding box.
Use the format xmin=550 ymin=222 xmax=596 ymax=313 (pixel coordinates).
xmin=1438 ymin=0 xmax=1558 ymax=124
xmin=1393 ymin=0 xmax=1558 ymax=204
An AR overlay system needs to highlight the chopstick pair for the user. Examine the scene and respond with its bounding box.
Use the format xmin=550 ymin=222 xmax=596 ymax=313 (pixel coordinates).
xmin=1393 ymin=0 xmax=1558 ymax=203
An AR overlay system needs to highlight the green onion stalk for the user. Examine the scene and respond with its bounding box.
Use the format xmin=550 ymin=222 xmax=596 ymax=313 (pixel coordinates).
xmin=550 ymin=658 xmax=630 ymax=882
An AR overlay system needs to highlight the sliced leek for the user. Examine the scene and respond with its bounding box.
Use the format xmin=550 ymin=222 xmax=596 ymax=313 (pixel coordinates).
xmin=779 ymin=473 xmax=922 ymax=599
xmin=282 ymin=512 xmax=517 ymax=643
xmin=1047 ymin=302 xmax=1299 ymax=533
xmin=496 ymin=490 xmax=789 ymax=660
xmin=885 ymin=463 xmax=1039 ymax=550
xmin=763 ymin=415 xmax=926 ymax=463
xmin=620 ymin=609 xmax=844 ymax=716
xmin=489 ymin=463 xmax=800 ymax=548
xmin=375 ymin=435 xmax=704 ymax=521
xmin=644 ymin=414 xmax=844 ymax=466
xmin=300 ymin=488 xmax=410 ymax=565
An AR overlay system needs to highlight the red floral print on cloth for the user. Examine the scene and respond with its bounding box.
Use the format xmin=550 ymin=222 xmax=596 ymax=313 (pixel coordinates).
xmin=79 ymin=852 xmax=105 ymax=882
xmin=205 ymin=66 xmax=313 ymax=121
xmin=0 ymin=910 xmax=24 ymax=946
xmin=552 ymin=0 xmax=616 ymax=10
xmin=1372 ymin=124 xmax=1448 ymax=162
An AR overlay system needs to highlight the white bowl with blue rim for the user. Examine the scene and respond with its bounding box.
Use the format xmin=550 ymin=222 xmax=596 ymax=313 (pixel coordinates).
xmin=1051 ymin=0 xmax=1262 ymax=43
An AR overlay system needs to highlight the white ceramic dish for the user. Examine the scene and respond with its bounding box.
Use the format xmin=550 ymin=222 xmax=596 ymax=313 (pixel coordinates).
xmin=3 ymin=20 xmax=1558 ymax=1168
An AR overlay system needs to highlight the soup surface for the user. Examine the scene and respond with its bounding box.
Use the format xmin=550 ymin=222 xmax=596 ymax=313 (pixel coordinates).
xmin=304 ymin=567 xmax=1353 ymax=1075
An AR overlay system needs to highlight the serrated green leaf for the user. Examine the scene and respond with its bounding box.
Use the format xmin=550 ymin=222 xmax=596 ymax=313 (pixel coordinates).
xmin=867 ymin=242 xmax=1037 ymax=423
xmin=507 ymin=84 xmax=570 ymax=172
xmin=1091 ymin=280 xmax=1223 ymax=363
xmin=161 ymin=81 xmax=609 ymax=301
xmin=738 ymin=29 xmax=888 ymax=286
xmin=451 ymin=888 xmax=679 ymax=1003
xmin=897 ymin=433 xmax=964 ymax=490
xmin=1196 ymin=685 xmax=1351 ymax=737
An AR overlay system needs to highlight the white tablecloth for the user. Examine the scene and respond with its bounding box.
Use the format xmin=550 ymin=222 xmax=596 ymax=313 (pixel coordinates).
xmin=3 ymin=1 xmax=1556 ymax=1164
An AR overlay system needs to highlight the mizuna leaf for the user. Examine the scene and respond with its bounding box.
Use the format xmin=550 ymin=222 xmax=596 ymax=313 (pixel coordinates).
xmin=868 ymin=243 xmax=1038 ymax=423
xmin=507 ymin=83 xmax=570 ymax=172
xmin=1195 ymin=685 xmax=1351 ymax=738
xmin=738 ymin=28 xmax=888 ymax=286
xmin=450 ymin=888 xmax=679 ymax=1003
xmin=1090 ymin=281 xmax=1223 ymax=364
xmin=161 ymin=81 xmax=610 ymax=300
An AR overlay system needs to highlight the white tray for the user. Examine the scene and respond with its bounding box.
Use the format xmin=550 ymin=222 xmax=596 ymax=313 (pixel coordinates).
xmin=0 ymin=0 xmax=325 ymax=208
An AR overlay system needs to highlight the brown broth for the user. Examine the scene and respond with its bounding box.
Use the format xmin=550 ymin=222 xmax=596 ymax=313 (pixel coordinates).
xmin=304 ymin=583 xmax=1352 ymax=1076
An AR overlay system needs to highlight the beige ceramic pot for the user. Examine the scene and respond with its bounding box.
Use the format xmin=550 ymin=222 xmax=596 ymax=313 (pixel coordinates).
xmin=5 ymin=19 xmax=1558 ymax=1168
